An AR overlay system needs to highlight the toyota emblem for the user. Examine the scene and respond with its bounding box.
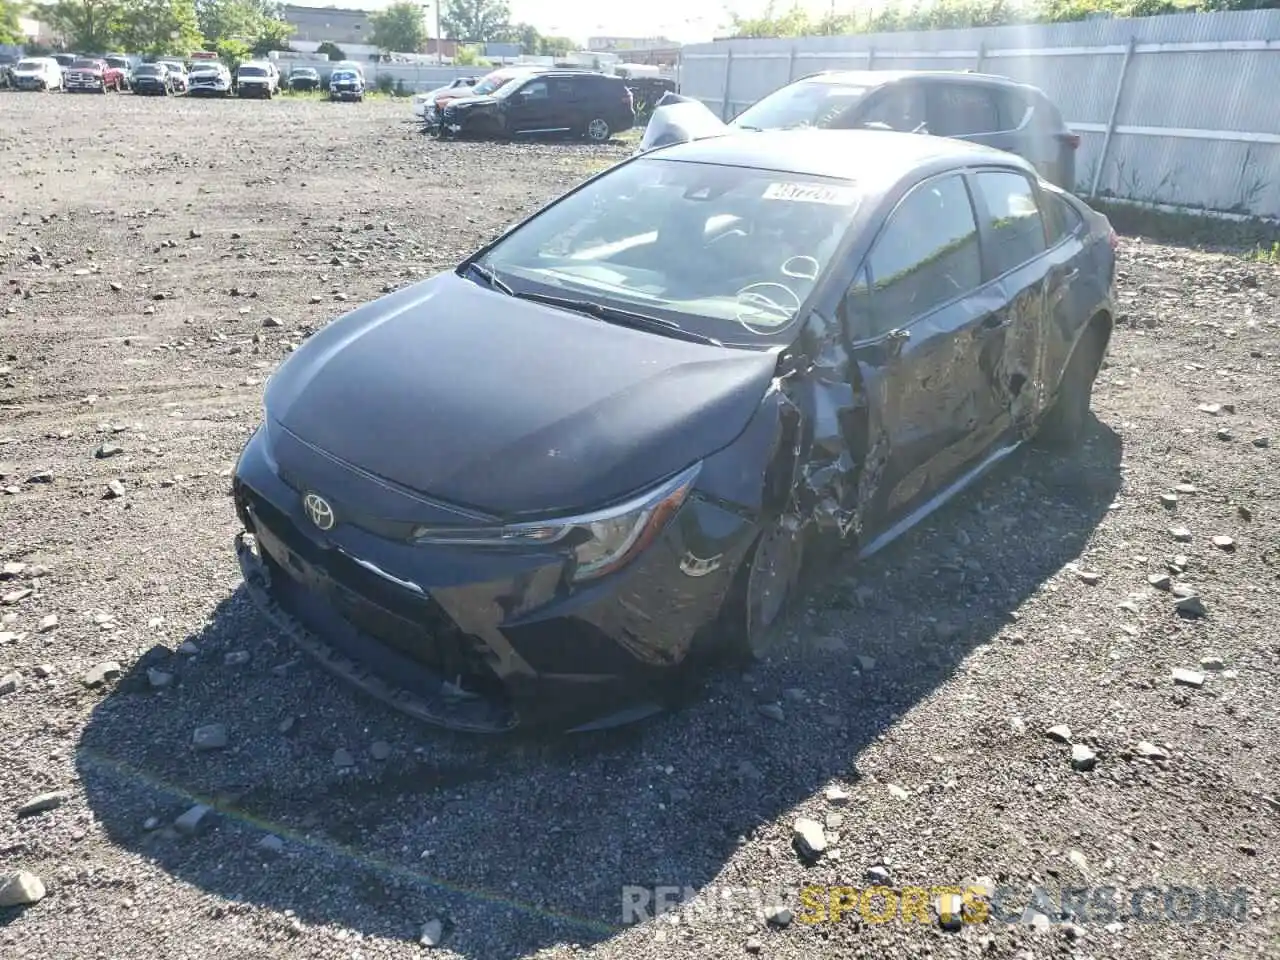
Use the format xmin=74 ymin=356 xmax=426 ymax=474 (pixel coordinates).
xmin=303 ymin=492 xmax=336 ymax=531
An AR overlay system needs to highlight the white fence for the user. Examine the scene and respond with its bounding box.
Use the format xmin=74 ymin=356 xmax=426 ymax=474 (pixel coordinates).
xmin=678 ymin=10 xmax=1280 ymax=219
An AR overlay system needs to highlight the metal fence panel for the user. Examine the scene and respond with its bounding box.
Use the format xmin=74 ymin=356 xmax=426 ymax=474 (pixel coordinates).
xmin=679 ymin=10 xmax=1280 ymax=218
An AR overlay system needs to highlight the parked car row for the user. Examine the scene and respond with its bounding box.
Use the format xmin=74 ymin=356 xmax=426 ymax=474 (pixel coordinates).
xmin=5 ymin=55 xmax=369 ymax=102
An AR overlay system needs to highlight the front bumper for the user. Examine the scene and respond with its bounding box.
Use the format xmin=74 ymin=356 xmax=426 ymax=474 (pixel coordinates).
xmin=231 ymin=425 xmax=754 ymax=732
xmin=13 ymin=77 xmax=47 ymax=90
xmin=190 ymin=82 xmax=229 ymax=95
xmin=329 ymin=87 xmax=363 ymax=100
xmin=239 ymin=83 xmax=271 ymax=97
xmin=133 ymin=81 xmax=167 ymax=94
xmin=66 ymin=77 xmax=105 ymax=91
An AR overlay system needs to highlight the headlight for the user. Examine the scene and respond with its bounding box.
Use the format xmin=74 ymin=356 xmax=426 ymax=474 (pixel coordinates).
xmin=411 ymin=462 xmax=700 ymax=583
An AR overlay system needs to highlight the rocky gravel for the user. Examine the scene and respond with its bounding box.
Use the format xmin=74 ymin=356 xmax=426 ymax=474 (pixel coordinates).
xmin=1 ymin=92 xmax=1279 ymax=960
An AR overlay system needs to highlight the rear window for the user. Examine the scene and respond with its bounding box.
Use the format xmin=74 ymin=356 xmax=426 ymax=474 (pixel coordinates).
xmin=239 ymin=66 xmax=266 ymax=77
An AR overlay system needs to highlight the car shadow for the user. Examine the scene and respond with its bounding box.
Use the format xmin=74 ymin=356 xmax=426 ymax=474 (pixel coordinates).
xmin=75 ymin=420 xmax=1122 ymax=956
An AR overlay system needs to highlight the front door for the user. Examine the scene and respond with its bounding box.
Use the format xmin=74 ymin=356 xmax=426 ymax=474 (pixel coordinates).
xmin=507 ymin=78 xmax=570 ymax=136
xmin=837 ymin=171 xmax=1005 ymax=545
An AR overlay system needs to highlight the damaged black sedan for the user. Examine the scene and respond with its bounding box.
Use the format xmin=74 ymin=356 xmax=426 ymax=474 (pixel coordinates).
xmin=232 ymin=129 xmax=1116 ymax=733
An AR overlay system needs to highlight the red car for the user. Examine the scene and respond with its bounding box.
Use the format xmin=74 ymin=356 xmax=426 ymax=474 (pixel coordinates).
xmin=65 ymin=58 xmax=125 ymax=93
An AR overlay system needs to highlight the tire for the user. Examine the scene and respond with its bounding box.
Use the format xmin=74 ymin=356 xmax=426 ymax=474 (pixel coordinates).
xmin=585 ymin=117 xmax=611 ymax=143
xmin=1035 ymin=322 xmax=1106 ymax=449
xmin=721 ymin=517 xmax=805 ymax=663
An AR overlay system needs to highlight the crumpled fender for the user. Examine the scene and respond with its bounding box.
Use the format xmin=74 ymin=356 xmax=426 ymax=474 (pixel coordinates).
xmin=634 ymin=93 xmax=732 ymax=155
xmin=758 ymin=317 xmax=886 ymax=545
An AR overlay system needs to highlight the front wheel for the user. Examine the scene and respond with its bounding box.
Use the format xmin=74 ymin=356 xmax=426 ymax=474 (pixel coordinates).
xmin=584 ymin=117 xmax=611 ymax=143
xmin=722 ymin=517 xmax=805 ymax=663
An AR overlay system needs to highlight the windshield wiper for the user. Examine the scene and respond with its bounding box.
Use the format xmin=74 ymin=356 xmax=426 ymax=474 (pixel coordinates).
xmin=461 ymin=261 xmax=513 ymax=295
xmin=510 ymin=291 xmax=723 ymax=347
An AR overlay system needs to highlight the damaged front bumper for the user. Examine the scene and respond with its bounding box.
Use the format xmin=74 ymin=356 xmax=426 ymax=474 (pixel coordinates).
xmin=231 ymin=427 xmax=757 ymax=732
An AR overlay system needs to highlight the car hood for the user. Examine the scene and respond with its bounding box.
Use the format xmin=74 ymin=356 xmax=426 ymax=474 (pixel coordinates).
xmin=447 ymin=95 xmax=497 ymax=108
xmin=264 ymin=271 xmax=779 ymax=517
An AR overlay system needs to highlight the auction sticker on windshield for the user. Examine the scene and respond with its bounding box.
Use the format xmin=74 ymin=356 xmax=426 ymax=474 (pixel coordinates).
xmin=762 ymin=182 xmax=860 ymax=205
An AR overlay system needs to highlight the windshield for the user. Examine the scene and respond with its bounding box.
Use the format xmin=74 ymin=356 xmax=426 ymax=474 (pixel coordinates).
xmin=471 ymin=72 xmax=520 ymax=96
xmin=105 ymin=58 xmax=128 ymax=68
xmin=17 ymin=60 xmax=45 ymax=71
xmin=292 ymin=68 xmax=317 ymax=77
xmin=239 ymin=66 xmax=266 ymax=77
xmin=476 ymin=157 xmax=861 ymax=342
xmin=71 ymin=60 xmax=102 ymax=69
xmin=160 ymin=61 xmax=185 ymax=71
xmin=135 ymin=65 xmax=162 ymax=75
xmin=732 ymin=81 xmax=870 ymax=130
xmin=331 ymin=71 xmax=357 ymax=82
xmin=191 ymin=65 xmax=222 ymax=73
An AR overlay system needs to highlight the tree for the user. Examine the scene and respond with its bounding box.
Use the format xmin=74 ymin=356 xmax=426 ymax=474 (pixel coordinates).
xmin=48 ymin=0 xmax=124 ymax=51
xmin=440 ymin=0 xmax=509 ymax=41
xmin=1 ymin=0 xmax=26 ymax=45
xmin=539 ymin=34 xmax=573 ymax=56
xmin=369 ymin=0 xmax=426 ymax=52
xmin=316 ymin=40 xmax=344 ymax=60
xmin=117 ymin=0 xmax=204 ymax=53
xmin=196 ymin=0 xmax=291 ymax=56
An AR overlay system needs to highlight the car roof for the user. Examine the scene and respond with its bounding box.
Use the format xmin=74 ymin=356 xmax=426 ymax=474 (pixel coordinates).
xmin=649 ymin=129 xmax=1031 ymax=183
xmin=797 ymin=68 xmax=1038 ymax=92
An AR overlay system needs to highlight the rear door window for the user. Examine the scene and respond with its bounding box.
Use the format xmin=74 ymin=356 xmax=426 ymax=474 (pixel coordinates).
xmin=1041 ymin=190 xmax=1083 ymax=247
xmin=927 ymin=83 xmax=1001 ymax=137
xmin=972 ymin=169 xmax=1047 ymax=277
xmin=854 ymin=172 xmax=982 ymax=339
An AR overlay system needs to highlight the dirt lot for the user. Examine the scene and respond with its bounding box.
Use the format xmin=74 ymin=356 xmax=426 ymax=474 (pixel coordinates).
xmin=1 ymin=92 xmax=1278 ymax=960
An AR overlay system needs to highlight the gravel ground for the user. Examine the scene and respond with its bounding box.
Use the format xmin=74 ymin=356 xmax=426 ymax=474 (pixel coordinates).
xmin=1 ymin=92 xmax=1278 ymax=960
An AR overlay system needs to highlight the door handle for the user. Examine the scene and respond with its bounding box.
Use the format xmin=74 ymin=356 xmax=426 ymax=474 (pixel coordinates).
xmin=1059 ymin=268 xmax=1080 ymax=282
xmin=981 ymin=314 xmax=1009 ymax=329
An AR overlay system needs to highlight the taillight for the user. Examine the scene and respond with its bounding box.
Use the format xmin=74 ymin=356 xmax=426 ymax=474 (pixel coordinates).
xmin=1108 ymin=225 xmax=1119 ymax=251
xmin=1058 ymin=131 xmax=1081 ymax=150
xmin=626 ymin=88 xmax=634 ymax=109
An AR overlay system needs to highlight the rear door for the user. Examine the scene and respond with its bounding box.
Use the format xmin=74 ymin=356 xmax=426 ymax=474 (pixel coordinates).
xmin=838 ymin=170 xmax=1006 ymax=540
xmin=966 ymin=167 xmax=1054 ymax=439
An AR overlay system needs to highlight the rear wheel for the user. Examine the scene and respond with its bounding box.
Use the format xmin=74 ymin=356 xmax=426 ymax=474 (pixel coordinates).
xmin=1035 ymin=321 xmax=1106 ymax=449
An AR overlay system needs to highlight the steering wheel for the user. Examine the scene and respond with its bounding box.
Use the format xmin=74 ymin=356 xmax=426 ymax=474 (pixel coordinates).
xmin=734 ymin=282 xmax=801 ymax=335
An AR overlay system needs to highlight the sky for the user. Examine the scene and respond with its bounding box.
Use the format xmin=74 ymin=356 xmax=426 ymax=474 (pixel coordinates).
xmin=333 ymin=0 xmax=843 ymax=45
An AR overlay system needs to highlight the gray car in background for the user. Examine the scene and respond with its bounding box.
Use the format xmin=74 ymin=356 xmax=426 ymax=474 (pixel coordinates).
xmin=727 ymin=70 xmax=1080 ymax=190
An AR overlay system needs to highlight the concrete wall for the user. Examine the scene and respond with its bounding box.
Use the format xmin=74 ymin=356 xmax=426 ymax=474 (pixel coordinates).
xmin=678 ymin=10 xmax=1280 ymax=218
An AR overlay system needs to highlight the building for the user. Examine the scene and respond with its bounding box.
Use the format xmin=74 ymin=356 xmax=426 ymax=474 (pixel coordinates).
xmin=282 ymin=4 xmax=374 ymax=46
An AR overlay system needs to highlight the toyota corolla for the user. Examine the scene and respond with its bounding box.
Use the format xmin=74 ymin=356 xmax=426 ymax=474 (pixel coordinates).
xmin=232 ymin=129 xmax=1116 ymax=733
